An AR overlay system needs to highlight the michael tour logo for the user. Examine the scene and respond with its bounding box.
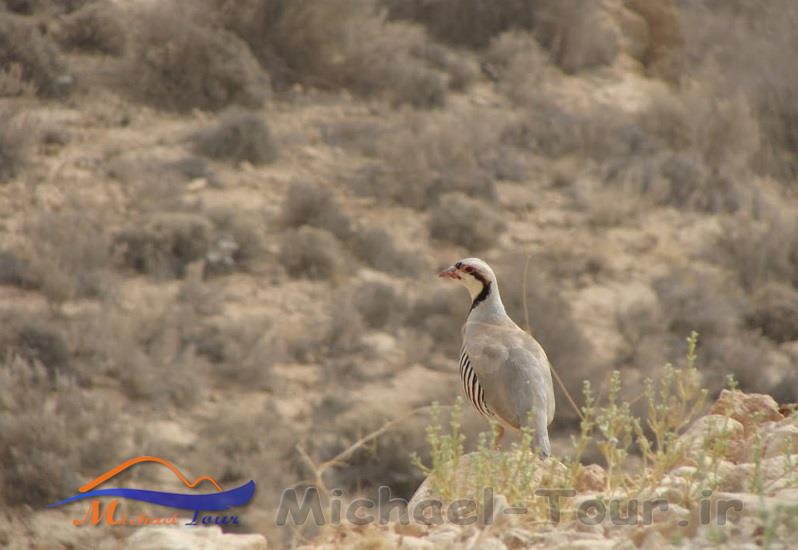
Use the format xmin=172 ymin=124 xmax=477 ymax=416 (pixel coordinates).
xmin=49 ymin=456 xmax=255 ymax=527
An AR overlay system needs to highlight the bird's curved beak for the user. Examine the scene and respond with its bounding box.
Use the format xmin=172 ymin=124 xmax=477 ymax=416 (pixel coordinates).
xmin=438 ymin=266 xmax=461 ymax=280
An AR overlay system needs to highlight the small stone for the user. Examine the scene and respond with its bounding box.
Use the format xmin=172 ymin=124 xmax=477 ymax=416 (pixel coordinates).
xmin=649 ymin=503 xmax=690 ymax=525
xmin=576 ymin=464 xmax=607 ymax=492
xmin=124 ymin=525 xmax=267 ymax=550
xmin=640 ymin=530 xmax=667 ymax=550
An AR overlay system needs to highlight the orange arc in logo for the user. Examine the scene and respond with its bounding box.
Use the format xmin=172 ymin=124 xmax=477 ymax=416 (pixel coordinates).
xmin=79 ymin=456 xmax=223 ymax=493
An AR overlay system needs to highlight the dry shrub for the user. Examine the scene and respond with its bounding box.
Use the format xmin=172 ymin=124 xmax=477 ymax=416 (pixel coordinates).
xmin=354 ymin=280 xmax=406 ymax=330
xmin=710 ymin=216 xmax=798 ymax=293
xmin=384 ymin=0 xmax=536 ymax=49
xmin=324 ymin=296 xmax=365 ymax=362
xmin=653 ymin=268 xmax=743 ymax=342
xmin=581 ymin=84 xmax=761 ymax=213
xmin=678 ymin=0 xmax=798 ymax=180
xmin=504 ymin=95 xmax=636 ymax=162
xmin=114 ymin=207 xmax=264 ymax=278
xmin=649 ymin=267 xmax=779 ymax=394
xmin=350 ymin=226 xmax=422 ymax=277
xmin=428 ymin=192 xmax=506 ymax=251
xmin=71 ymin=299 xmax=206 ymax=406
xmin=195 ymin=320 xmax=276 ymax=390
xmin=165 ymin=155 xmax=215 ymax=182
xmin=484 ymin=30 xmax=548 ymax=102
xmin=325 ymin=19 xmax=448 ymax=109
xmin=747 ymin=283 xmax=798 ymax=344
xmin=532 ymin=0 xmax=619 ymax=73
xmin=208 ymin=0 xmax=452 ymax=108
xmin=0 ymin=249 xmax=36 ymax=288
xmin=320 ymin=119 xmax=387 ymax=156
xmin=56 ymin=2 xmax=127 ymax=55
xmin=0 ymin=109 xmax=34 ymax=181
xmin=410 ymin=41 xmax=479 ymax=91
xmin=115 ymin=212 xmax=231 ymax=279
xmin=0 ymin=356 xmax=120 ymax=507
xmin=281 ymin=181 xmax=352 ymax=240
xmin=204 ymin=208 xmax=266 ymax=275
xmin=355 ymin=112 xmax=499 ymax=209
xmin=640 ymin=85 xmax=760 ymax=176
xmin=124 ymin=5 xmax=268 ymax=112
xmin=117 ymin=206 xmax=263 ymax=279
xmin=15 ymin=208 xmax=113 ymax=303
xmin=194 ymin=400 xmax=294 ymax=502
xmin=3 ymin=0 xmax=89 ymax=15
xmin=386 ymin=0 xmax=618 ymax=73
xmin=625 ymin=0 xmax=685 ymax=81
xmin=0 ymin=316 xmax=70 ymax=379
xmin=0 ymin=63 xmax=37 ymax=96
xmin=191 ymin=111 xmax=278 ymax=165
xmin=280 ymin=226 xmax=346 ymax=280
xmin=0 ymin=12 xmax=71 ymax=97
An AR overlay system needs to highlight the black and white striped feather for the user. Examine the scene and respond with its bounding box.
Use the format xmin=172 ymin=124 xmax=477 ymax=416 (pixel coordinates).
xmin=459 ymin=346 xmax=493 ymax=418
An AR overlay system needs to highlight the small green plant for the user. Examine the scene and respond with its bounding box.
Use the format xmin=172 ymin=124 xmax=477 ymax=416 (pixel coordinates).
xmin=410 ymin=400 xmax=466 ymax=503
xmin=637 ymin=332 xmax=709 ymax=485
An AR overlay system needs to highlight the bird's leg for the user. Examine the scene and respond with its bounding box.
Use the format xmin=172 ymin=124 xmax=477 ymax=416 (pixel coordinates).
xmin=492 ymin=424 xmax=505 ymax=450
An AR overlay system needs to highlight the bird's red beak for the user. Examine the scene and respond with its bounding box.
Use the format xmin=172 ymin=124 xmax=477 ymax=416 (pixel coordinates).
xmin=438 ymin=266 xmax=461 ymax=280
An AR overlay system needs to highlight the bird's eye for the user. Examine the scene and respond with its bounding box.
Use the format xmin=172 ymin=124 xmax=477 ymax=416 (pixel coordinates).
xmin=463 ymin=265 xmax=473 ymax=273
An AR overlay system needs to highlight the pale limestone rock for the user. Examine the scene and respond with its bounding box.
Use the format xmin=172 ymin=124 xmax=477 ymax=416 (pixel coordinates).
xmin=424 ymin=524 xmax=464 ymax=547
xmin=763 ymin=424 xmax=798 ymax=458
xmin=677 ymin=414 xmax=744 ymax=460
xmin=124 ymin=525 xmax=267 ymax=550
xmin=26 ymin=511 xmax=119 ymax=550
xmin=640 ymin=529 xmax=667 ymax=550
xmin=712 ymin=460 xmax=747 ymax=492
xmin=709 ymin=390 xmax=783 ymax=435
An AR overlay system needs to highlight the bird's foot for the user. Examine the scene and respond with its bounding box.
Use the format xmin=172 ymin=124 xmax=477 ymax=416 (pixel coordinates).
xmin=492 ymin=425 xmax=505 ymax=450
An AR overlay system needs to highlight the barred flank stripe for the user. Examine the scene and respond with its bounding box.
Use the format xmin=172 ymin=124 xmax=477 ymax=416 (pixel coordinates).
xmin=459 ymin=347 xmax=492 ymax=418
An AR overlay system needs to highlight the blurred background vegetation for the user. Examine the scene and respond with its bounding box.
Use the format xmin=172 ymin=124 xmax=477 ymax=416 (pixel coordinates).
xmin=0 ymin=0 xmax=796 ymax=545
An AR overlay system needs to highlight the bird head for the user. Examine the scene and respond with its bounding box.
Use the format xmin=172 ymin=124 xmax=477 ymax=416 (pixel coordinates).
xmin=438 ymin=257 xmax=497 ymax=302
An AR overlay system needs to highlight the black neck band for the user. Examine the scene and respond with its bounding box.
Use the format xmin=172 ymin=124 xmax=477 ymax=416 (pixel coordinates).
xmin=470 ymin=280 xmax=492 ymax=311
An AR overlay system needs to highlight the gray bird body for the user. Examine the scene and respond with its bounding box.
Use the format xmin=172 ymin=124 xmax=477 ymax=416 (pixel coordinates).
xmin=439 ymin=258 xmax=555 ymax=456
xmin=463 ymin=319 xmax=555 ymax=455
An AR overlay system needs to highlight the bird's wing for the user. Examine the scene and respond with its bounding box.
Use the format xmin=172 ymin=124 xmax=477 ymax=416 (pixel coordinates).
xmin=464 ymin=322 xmax=556 ymax=428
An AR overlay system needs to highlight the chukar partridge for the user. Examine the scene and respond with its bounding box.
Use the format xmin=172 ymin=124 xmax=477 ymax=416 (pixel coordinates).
xmin=438 ymin=258 xmax=555 ymax=456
